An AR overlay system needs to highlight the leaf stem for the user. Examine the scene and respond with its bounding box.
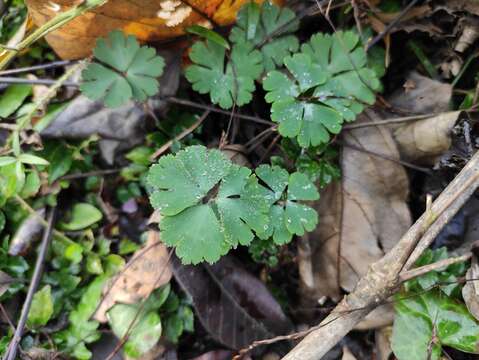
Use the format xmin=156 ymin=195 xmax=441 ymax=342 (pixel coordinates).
xmin=4 ymin=208 xmax=55 ymax=360
xmin=14 ymin=194 xmax=74 ymax=246
xmin=0 ymin=0 xmax=108 ymax=70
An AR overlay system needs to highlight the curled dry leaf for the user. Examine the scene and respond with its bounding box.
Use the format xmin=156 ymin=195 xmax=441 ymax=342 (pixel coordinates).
xmin=462 ymin=255 xmax=479 ymax=321
xmin=387 ymin=71 xmax=452 ymax=114
xmin=375 ymin=326 xmax=393 ymax=360
xmin=393 ymin=111 xmax=461 ymax=165
xmin=25 ymin=0 xmax=281 ymax=59
xmin=221 ymin=144 xmax=251 ymax=167
xmin=172 ymin=255 xmax=292 ymax=350
xmin=94 ymin=230 xmax=172 ymax=323
xmin=299 ymin=109 xmax=411 ymax=301
xmin=9 ymin=208 xmax=45 ymax=256
xmin=341 ymin=346 xmax=357 ymax=360
xmin=0 ymin=270 xmax=13 ymax=297
xmin=388 ymin=71 xmax=461 ymax=166
xmin=455 ymin=18 xmax=479 ymax=53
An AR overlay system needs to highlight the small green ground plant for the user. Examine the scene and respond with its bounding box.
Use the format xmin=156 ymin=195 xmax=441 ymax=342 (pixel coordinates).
xmin=2 ymin=1 xmax=477 ymax=360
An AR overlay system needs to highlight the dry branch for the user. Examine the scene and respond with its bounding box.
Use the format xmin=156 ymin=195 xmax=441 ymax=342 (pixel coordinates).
xmin=283 ymin=150 xmax=479 ymax=360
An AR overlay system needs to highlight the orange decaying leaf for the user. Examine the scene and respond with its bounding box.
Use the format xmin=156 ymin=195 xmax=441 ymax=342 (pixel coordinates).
xmin=25 ymin=0 xmax=281 ymax=59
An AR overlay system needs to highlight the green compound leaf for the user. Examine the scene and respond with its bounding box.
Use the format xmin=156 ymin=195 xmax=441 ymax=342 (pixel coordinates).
xmin=263 ymin=31 xmax=381 ymax=148
xmin=256 ymin=165 xmax=319 ymax=245
xmin=81 ymin=30 xmax=165 ymax=108
xmin=185 ymin=40 xmax=263 ymax=109
xmin=392 ymin=290 xmax=479 ymax=360
xmin=230 ymin=1 xmax=299 ymax=72
xmin=148 ymin=145 xmax=271 ymax=264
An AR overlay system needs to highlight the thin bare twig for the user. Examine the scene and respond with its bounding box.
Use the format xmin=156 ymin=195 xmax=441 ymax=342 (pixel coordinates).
xmin=342 ymin=112 xmax=461 ymax=130
xmin=366 ymin=0 xmax=420 ymax=51
xmin=5 ymin=209 xmax=55 ymax=360
xmin=14 ymin=195 xmax=73 ymax=245
xmin=400 ymin=253 xmax=472 ymax=283
xmin=150 ymin=110 xmax=210 ymax=160
xmin=60 ymin=169 xmax=121 ymax=180
xmin=104 ymin=249 xmax=174 ymax=360
xmin=338 ymin=140 xmax=432 ymax=173
xmin=282 ymin=149 xmax=479 ymax=360
xmin=0 ymin=60 xmax=75 ymax=76
xmin=0 ymin=77 xmax=78 ymax=87
xmin=165 ymin=97 xmax=274 ymax=126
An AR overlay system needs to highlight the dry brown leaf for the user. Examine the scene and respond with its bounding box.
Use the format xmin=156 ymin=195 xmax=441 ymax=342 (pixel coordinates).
xmin=455 ymin=18 xmax=479 ymax=53
xmin=375 ymin=326 xmax=393 ymax=360
xmin=299 ymin=109 xmax=411 ymax=301
xmin=25 ymin=0 xmax=279 ymax=59
xmin=388 ymin=71 xmax=452 ymax=114
xmin=443 ymin=0 xmax=479 ymax=17
xmin=393 ymin=111 xmax=461 ymax=165
xmin=355 ymin=304 xmax=394 ymax=330
xmin=462 ymin=255 xmax=479 ymax=321
xmin=341 ymin=346 xmax=357 ymax=360
xmin=0 ymin=270 xmax=13 ymax=298
xmin=94 ymin=230 xmax=172 ymax=322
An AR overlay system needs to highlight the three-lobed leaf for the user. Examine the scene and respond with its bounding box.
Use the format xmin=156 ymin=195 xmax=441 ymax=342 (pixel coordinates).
xmin=148 ymin=145 xmax=271 ymax=264
xmin=81 ymin=30 xmax=165 ymax=108
xmin=185 ymin=40 xmax=263 ymax=109
xmin=148 ymin=147 xmax=320 ymax=263
xmin=148 ymin=146 xmax=319 ymax=264
xmin=263 ymin=31 xmax=380 ymax=148
xmin=256 ymin=165 xmax=319 ymax=244
xmin=230 ymin=1 xmax=299 ymax=72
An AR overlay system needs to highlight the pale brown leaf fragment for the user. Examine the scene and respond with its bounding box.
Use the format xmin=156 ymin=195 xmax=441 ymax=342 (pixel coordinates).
xmin=94 ymin=230 xmax=172 ymax=322
xmin=24 ymin=0 xmax=280 ymax=59
xmin=299 ymin=110 xmax=411 ymax=301
xmin=375 ymin=326 xmax=393 ymax=360
xmin=393 ymin=111 xmax=461 ymax=165
xmin=455 ymin=18 xmax=479 ymax=53
xmin=462 ymin=255 xmax=479 ymax=321
xmin=341 ymin=346 xmax=357 ymax=360
xmin=0 ymin=270 xmax=13 ymax=297
xmin=355 ymin=304 xmax=394 ymax=330
xmin=388 ymin=71 xmax=452 ymax=114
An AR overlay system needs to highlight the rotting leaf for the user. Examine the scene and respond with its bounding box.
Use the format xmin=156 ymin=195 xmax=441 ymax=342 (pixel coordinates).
xmin=299 ymin=109 xmax=411 ymax=301
xmin=94 ymin=230 xmax=172 ymax=323
xmin=393 ymin=111 xmax=461 ymax=165
xmin=9 ymin=208 xmax=45 ymax=256
xmin=25 ymin=0 xmax=279 ymax=59
xmin=171 ymin=255 xmax=292 ymax=350
xmin=462 ymin=255 xmax=479 ymax=321
xmin=0 ymin=270 xmax=13 ymax=297
xmin=387 ymin=71 xmax=452 ymax=114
